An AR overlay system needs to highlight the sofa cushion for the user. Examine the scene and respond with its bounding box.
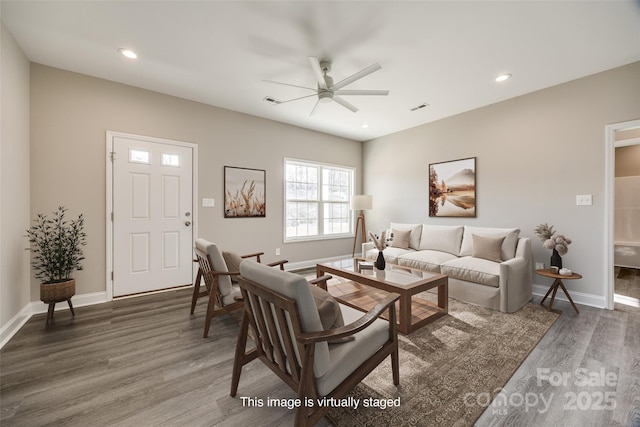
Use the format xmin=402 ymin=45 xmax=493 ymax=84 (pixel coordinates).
xmin=365 ymin=247 xmax=414 ymax=264
xmin=390 ymin=223 xmax=423 ymax=250
xmin=419 ymin=224 xmax=464 ymax=255
xmin=441 ymin=256 xmax=501 ymax=288
xmin=389 ymin=228 xmax=411 ymax=249
xmin=460 ymin=226 xmax=520 ymax=260
xmin=472 ymin=234 xmax=505 ymax=262
xmin=397 ymin=250 xmax=458 ymax=272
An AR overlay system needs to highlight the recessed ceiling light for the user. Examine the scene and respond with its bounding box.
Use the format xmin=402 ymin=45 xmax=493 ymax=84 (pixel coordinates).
xmin=118 ymin=48 xmax=138 ymax=59
xmin=495 ymin=73 xmax=512 ymax=82
xmin=361 ymin=123 xmax=369 ymax=129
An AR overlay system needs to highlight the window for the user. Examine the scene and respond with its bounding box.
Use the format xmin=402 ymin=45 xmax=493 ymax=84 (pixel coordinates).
xmin=129 ymin=149 xmax=150 ymax=164
xmin=285 ymin=158 xmax=354 ymax=241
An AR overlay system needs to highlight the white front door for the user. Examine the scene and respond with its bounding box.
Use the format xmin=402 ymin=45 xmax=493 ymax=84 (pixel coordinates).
xmin=111 ymin=134 xmax=194 ymax=297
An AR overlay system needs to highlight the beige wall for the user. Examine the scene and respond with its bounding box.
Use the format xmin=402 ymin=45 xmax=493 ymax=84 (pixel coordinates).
xmin=30 ymin=64 xmax=362 ymax=298
xmin=1 ymin=23 xmax=31 ymax=327
xmin=363 ymin=62 xmax=640 ymax=302
xmin=615 ymin=144 xmax=640 ymax=177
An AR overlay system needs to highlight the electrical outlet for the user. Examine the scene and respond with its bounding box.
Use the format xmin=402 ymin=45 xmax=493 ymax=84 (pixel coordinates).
xmin=576 ymin=194 xmax=592 ymax=206
xmin=275 ymin=248 xmax=280 ymax=256
xmin=535 ymin=262 xmax=545 ymax=270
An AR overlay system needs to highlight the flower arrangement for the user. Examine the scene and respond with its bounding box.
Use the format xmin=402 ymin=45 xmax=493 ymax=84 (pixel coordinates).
xmin=368 ymin=230 xmax=389 ymax=251
xmin=534 ymin=223 xmax=572 ymax=256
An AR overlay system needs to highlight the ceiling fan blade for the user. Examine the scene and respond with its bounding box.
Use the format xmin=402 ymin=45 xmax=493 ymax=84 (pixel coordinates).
xmin=331 ymin=63 xmax=382 ymax=91
xmin=332 ymin=96 xmax=359 ymax=113
xmin=277 ymin=93 xmax=319 ymax=104
xmin=308 ymin=57 xmax=328 ymax=90
xmin=333 ymin=89 xmax=390 ymax=96
xmin=309 ymin=99 xmax=321 ymax=116
xmin=263 ymin=80 xmax=317 ymax=92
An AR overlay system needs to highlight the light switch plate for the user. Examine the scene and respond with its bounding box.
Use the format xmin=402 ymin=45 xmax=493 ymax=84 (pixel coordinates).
xmin=202 ymin=198 xmax=215 ymax=207
xmin=576 ymin=194 xmax=592 ymax=206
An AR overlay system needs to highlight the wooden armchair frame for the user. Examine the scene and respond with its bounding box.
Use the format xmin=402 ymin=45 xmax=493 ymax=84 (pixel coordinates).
xmin=192 ymin=246 xmax=287 ymax=338
xmin=231 ymin=272 xmax=400 ymax=427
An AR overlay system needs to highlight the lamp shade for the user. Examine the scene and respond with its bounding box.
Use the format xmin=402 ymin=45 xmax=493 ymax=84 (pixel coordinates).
xmin=350 ymin=195 xmax=372 ymax=211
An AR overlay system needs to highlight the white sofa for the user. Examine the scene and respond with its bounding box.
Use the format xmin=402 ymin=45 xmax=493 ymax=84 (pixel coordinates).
xmin=363 ymin=223 xmax=532 ymax=313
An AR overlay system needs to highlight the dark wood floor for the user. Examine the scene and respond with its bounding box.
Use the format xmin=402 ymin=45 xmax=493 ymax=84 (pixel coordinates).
xmin=1 ymin=287 xmax=639 ymax=427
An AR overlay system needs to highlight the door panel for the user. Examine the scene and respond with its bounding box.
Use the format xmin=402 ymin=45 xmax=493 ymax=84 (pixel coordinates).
xmin=112 ymin=135 xmax=193 ymax=297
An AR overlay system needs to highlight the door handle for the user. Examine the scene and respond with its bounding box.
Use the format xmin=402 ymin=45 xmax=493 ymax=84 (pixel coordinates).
xmin=185 ymin=221 xmax=191 ymax=226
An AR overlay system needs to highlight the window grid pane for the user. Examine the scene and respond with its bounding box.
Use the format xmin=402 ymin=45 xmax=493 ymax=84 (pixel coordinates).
xmin=285 ymin=159 xmax=353 ymax=240
xmin=323 ymin=202 xmax=350 ymax=234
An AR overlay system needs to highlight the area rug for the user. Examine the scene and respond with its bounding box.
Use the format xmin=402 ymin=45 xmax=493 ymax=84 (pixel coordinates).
xmin=325 ymin=294 xmax=559 ymax=427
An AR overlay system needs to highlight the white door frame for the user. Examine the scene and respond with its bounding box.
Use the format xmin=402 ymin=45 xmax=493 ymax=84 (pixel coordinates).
xmin=604 ymin=119 xmax=640 ymax=309
xmin=106 ymin=131 xmax=198 ymax=301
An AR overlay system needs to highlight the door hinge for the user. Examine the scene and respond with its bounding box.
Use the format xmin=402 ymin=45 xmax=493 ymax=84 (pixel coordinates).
xmin=110 ymin=151 xmax=117 ymax=161
xmin=111 ymin=212 xmax=114 ymax=221
xmin=111 ymin=271 xmax=114 ymax=280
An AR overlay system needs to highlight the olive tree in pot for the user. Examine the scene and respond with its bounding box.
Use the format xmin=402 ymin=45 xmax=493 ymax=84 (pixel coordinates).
xmin=26 ymin=206 xmax=87 ymax=324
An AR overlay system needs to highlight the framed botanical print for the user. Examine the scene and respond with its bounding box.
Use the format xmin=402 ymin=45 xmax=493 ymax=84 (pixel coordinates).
xmin=429 ymin=157 xmax=476 ymax=217
xmin=224 ymin=166 xmax=266 ymax=218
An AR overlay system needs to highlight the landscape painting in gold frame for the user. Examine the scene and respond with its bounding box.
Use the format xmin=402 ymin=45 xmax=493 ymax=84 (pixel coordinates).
xmin=429 ymin=157 xmax=476 ymax=217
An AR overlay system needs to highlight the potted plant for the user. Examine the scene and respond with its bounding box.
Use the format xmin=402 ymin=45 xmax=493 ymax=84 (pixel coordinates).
xmin=26 ymin=206 xmax=87 ymax=315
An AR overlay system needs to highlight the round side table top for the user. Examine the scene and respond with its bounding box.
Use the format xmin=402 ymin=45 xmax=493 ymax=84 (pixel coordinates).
xmin=535 ymin=268 xmax=582 ymax=280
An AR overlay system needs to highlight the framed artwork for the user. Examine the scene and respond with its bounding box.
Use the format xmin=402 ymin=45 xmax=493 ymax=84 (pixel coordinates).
xmin=224 ymin=166 xmax=266 ymax=218
xmin=429 ymin=157 xmax=476 ymax=217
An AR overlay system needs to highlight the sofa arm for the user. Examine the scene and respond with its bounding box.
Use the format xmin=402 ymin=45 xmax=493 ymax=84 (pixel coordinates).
xmin=498 ymin=238 xmax=532 ymax=312
xmin=361 ymin=241 xmax=375 ymax=258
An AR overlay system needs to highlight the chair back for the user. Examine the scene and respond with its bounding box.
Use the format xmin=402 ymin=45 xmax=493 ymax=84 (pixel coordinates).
xmin=194 ymin=238 xmax=232 ymax=296
xmin=239 ymin=260 xmax=331 ymax=379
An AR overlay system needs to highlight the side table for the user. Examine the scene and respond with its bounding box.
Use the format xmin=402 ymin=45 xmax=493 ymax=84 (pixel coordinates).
xmin=535 ymin=269 xmax=582 ymax=314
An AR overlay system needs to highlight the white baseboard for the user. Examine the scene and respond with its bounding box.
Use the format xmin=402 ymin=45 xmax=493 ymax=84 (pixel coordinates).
xmin=614 ymin=293 xmax=640 ymax=308
xmin=532 ymin=283 xmax=606 ymax=309
xmin=0 ymin=304 xmax=32 ymax=349
xmin=0 ymin=291 xmax=108 ymax=350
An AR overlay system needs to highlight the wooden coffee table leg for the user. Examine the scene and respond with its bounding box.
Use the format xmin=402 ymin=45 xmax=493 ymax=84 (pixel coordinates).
xmin=558 ymin=281 xmax=580 ymax=314
xmin=399 ymin=293 xmax=411 ymax=335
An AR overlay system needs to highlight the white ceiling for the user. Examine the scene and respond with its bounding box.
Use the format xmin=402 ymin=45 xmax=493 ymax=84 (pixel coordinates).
xmin=2 ymin=1 xmax=640 ymax=141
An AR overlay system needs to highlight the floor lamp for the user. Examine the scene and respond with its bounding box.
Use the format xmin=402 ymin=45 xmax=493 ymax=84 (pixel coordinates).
xmin=351 ymin=195 xmax=372 ymax=257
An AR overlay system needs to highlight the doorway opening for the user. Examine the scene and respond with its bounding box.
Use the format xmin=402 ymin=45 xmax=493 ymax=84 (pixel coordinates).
xmin=606 ymin=120 xmax=640 ymax=309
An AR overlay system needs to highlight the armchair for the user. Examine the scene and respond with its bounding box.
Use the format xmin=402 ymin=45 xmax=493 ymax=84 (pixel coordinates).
xmin=192 ymin=238 xmax=287 ymax=338
xmin=231 ymin=260 xmax=400 ymax=427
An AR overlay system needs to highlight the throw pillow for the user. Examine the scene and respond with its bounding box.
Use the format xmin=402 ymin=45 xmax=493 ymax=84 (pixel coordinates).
xmin=222 ymin=251 xmax=244 ymax=282
xmin=389 ymin=228 xmax=411 ymax=249
xmin=308 ymin=285 xmax=354 ymax=343
xmin=472 ymin=234 xmax=506 ymax=263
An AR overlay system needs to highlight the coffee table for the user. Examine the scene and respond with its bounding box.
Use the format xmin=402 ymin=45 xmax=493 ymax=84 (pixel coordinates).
xmin=316 ymin=258 xmax=448 ymax=334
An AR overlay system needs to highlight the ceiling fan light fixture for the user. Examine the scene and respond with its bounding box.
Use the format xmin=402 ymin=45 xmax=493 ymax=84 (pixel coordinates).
xmin=495 ymin=73 xmax=512 ymax=82
xmin=118 ymin=48 xmax=138 ymax=59
xmin=318 ymin=91 xmax=333 ymax=103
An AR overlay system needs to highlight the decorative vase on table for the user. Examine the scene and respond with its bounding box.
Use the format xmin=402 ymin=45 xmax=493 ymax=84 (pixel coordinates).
xmin=550 ymin=248 xmax=563 ymax=269
xmin=375 ymin=251 xmax=386 ymax=270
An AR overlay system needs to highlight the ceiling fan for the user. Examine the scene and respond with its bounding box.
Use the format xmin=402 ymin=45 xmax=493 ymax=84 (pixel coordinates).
xmin=264 ymin=57 xmax=389 ymax=115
